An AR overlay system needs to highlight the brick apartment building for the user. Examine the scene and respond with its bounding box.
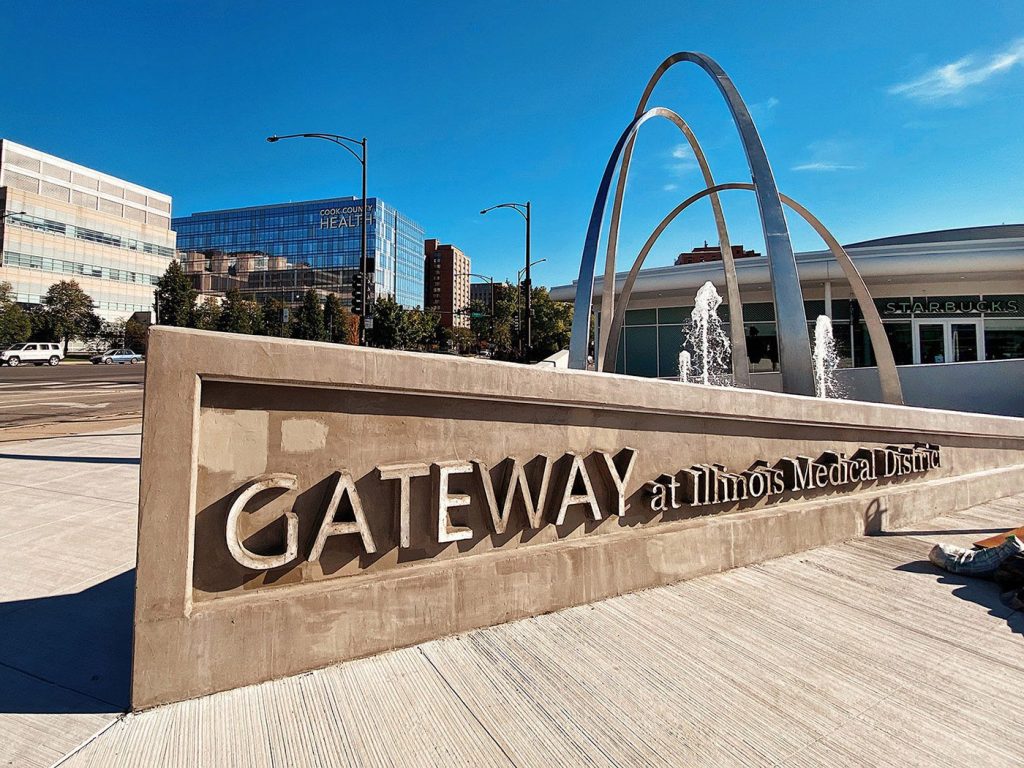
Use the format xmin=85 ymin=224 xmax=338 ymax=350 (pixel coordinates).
xmin=424 ymin=239 xmax=470 ymax=328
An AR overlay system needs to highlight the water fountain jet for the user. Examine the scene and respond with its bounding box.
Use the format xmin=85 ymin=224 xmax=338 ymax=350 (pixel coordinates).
xmin=812 ymin=315 xmax=842 ymax=399
xmin=677 ymin=351 xmax=691 ymax=384
xmin=683 ymin=281 xmax=733 ymax=387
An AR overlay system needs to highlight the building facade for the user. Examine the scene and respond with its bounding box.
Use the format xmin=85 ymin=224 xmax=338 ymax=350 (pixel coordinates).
xmin=0 ymin=139 xmax=175 ymax=321
xmin=173 ymin=197 xmax=425 ymax=311
xmin=675 ymin=243 xmax=759 ymax=266
xmin=424 ymin=239 xmax=470 ymax=328
xmin=551 ymin=225 xmax=1024 ymax=379
xmin=470 ymin=281 xmax=508 ymax=311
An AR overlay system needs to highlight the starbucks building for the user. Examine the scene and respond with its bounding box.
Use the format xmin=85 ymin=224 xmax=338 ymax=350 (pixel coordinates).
xmin=551 ymin=225 xmax=1024 ymax=414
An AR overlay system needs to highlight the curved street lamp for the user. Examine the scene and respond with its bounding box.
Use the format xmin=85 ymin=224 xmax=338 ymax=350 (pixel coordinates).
xmin=455 ymin=271 xmax=497 ymax=340
xmin=267 ymin=132 xmax=369 ymax=343
xmin=480 ymin=201 xmax=533 ymax=350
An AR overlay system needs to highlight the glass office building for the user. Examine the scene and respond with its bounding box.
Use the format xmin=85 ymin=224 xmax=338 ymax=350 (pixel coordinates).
xmin=173 ymin=197 xmax=425 ymax=309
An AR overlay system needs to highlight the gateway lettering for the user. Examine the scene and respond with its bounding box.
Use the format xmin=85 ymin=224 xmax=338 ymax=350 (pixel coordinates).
xmin=224 ymin=443 xmax=939 ymax=571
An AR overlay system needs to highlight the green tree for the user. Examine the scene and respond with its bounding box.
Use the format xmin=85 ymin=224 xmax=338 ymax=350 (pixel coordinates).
xmin=323 ymin=293 xmax=349 ymax=344
xmin=402 ymin=307 xmax=442 ymax=351
xmin=340 ymin=307 xmax=360 ymax=345
xmin=446 ymin=326 xmax=477 ymax=354
xmin=290 ymin=289 xmax=326 ymax=341
xmin=218 ymin=289 xmax=264 ymax=335
xmin=91 ymin=318 xmax=127 ymax=352
xmin=155 ymin=259 xmax=197 ymax=327
xmin=488 ymin=282 xmax=521 ymax=359
xmin=367 ymin=294 xmax=404 ymax=349
xmin=0 ymin=281 xmax=31 ymax=348
xmin=125 ymin=317 xmax=149 ymax=353
xmin=261 ymin=297 xmax=288 ymax=338
xmin=41 ymin=280 xmax=101 ymax=354
xmin=468 ymin=299 xmax=492 ymax=343
xmin=26 ymin=306 xmax=54 ymax=342
xmin=527 ymin=287 xmax=573 ymax=360
xmin=193 ymin=296 xmax=222 ymax=331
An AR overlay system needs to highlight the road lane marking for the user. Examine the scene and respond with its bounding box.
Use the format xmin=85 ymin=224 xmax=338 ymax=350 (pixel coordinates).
xmin=0 ymin=401 xmax=111 ymax=409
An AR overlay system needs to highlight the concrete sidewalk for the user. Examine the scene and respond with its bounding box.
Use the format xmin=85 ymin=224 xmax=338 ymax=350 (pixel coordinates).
xmin=0 ymin=427 xmax=139 ymax=767
xmin=1 ymin=429 xmax=1022 ymax=767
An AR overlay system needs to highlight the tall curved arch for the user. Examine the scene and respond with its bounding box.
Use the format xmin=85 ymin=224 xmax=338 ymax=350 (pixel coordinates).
xmin=568 ymin=107 xmax=689 ymax=369
xmin=603 ymin=182 xmax=904 ymax=406
xmin=592 ymin=109 xmax=750 ymax=385
xmin=596 ymin=51 xmax=813 ymax=396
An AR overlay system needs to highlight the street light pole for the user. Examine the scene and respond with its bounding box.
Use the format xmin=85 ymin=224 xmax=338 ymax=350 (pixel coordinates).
xmin=516 ymin=258 xmax=546 ymax=349
xmin=525 ymin=201 xmax=532 ymax=351
xmin=480 ymin=200 xmax=532 ymax=356
xmin=456 ymin=271 xmax=496 ymax=343
xmin=267 ymin=132 xmax=370 ymax=344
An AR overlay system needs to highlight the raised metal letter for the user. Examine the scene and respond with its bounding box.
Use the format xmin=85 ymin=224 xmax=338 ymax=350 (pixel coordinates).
xmin=225 ymin=473 xmax=299 ymax=571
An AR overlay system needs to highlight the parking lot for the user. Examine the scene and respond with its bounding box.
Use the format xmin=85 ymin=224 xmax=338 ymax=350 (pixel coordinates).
xmin=0 ymin=362 xmax=144 ymax=439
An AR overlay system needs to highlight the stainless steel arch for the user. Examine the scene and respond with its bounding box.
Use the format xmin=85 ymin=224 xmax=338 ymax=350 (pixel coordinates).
xmin=594 ymin=51 xmax=813 ymax=395
xmin=604 ymin=182 xmax=904 ymax=405
xmin=593 ymin=109 xmax=749 ymax=384
xmin=568 ymin=107 xmax=683 ymax=370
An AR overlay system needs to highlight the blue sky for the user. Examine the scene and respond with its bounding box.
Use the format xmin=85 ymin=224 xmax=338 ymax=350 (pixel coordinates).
xmin=2 ymin=1 xmax=1022 ymax=290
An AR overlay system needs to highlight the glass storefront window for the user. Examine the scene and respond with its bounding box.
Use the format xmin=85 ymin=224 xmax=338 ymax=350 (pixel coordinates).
xmin=804 ymin=300 xmax=825 ymax=320
xmin=985 ymin=319 xmax=1024 ymax=360
xmin=623 ymin=326 xmax=658 ymax=377
xmin=624 ymin=308 xmax=657 ymax=326
xmin=744 ymin=322 xmax=777 ymax=372
xmin=657 ymin=307 xmax=687 ymax=324
xmin=917 ymin=323 xmax=945 ymax=364
xmin=886 ymin=323 xmax=913 ymax=365
xmin=657 ymin=325 xmax=685 ymax=378
xmin=855 ymin=321 xmax=912 ymax=367
xmin=742 ymin=302 xmax=775 ymax=322
xmin=951 ymin=323 xmax=980 ymax=362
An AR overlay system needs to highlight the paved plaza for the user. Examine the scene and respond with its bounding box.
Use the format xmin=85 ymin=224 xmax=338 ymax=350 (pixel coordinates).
xmin=0 ymin=426 xmax=1020 ymax=767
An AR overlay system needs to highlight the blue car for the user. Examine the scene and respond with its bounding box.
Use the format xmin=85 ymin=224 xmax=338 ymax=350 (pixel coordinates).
xmin=90 ymin=348 xmax=144 ymax=365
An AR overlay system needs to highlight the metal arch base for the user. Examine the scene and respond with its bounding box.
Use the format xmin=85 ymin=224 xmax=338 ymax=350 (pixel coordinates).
xmin=603 ymin=182 xmax=904 ymax=406
xmin=592 ymin=51 xmax=813 ymax=396
xmin=593 ymin=109 xmax=750 ymax=385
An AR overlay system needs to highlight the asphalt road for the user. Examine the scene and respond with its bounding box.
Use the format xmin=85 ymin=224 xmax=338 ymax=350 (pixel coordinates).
xmin=0 ymin=361 xmax=144 ymax=435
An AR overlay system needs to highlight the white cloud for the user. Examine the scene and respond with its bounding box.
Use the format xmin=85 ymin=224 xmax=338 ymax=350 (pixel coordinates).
xmin=663 ymin=183 xmax=679 ymax=192
xmin=666 ymin=143 xmax=698 ymax=177
xmin=791 ymin=139 xmax=859 ymax=172
xmin=889 ymin=38 xmax=1024 ymax=102
xmin=792 ymin=162 xmax=858 ymax=172
xmin=749 ymin=96 xmax=780 ymax=124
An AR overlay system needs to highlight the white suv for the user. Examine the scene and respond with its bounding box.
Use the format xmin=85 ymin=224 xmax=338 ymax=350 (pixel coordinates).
xmin=1 ymin=343 xmax=64 ymax=367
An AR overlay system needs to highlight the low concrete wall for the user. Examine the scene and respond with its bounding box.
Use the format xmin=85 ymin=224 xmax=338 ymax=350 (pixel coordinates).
xmin=749 ymin=359 xmax=1024 ymax=417
xmin=839 ymin=359 xmax=1024 ymax=417
xmin=134 ymin=328 xmax=1024 ymax=709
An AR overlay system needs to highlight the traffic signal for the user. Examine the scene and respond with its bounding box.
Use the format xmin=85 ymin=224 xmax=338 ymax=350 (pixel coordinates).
xmin=351 ymin=271 xmax=364 ymax=315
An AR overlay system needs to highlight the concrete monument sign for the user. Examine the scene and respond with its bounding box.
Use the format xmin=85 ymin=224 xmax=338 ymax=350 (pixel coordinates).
xmin=133 ymin=327 xmax=1024 ymax=709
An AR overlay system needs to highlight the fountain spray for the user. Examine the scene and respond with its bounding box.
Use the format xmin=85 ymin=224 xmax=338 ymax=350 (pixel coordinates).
xmin=812 ymin=315 xmax=842 ymax=398
xmin=683 ymin=281 xmax=732 ymax=387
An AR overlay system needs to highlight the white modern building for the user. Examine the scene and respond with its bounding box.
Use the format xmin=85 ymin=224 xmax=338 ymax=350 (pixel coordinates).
xmin=0 ymin=139 xmax=176 ymax=322
xmin=551 ymin=226 xmax=1024 ymax=415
